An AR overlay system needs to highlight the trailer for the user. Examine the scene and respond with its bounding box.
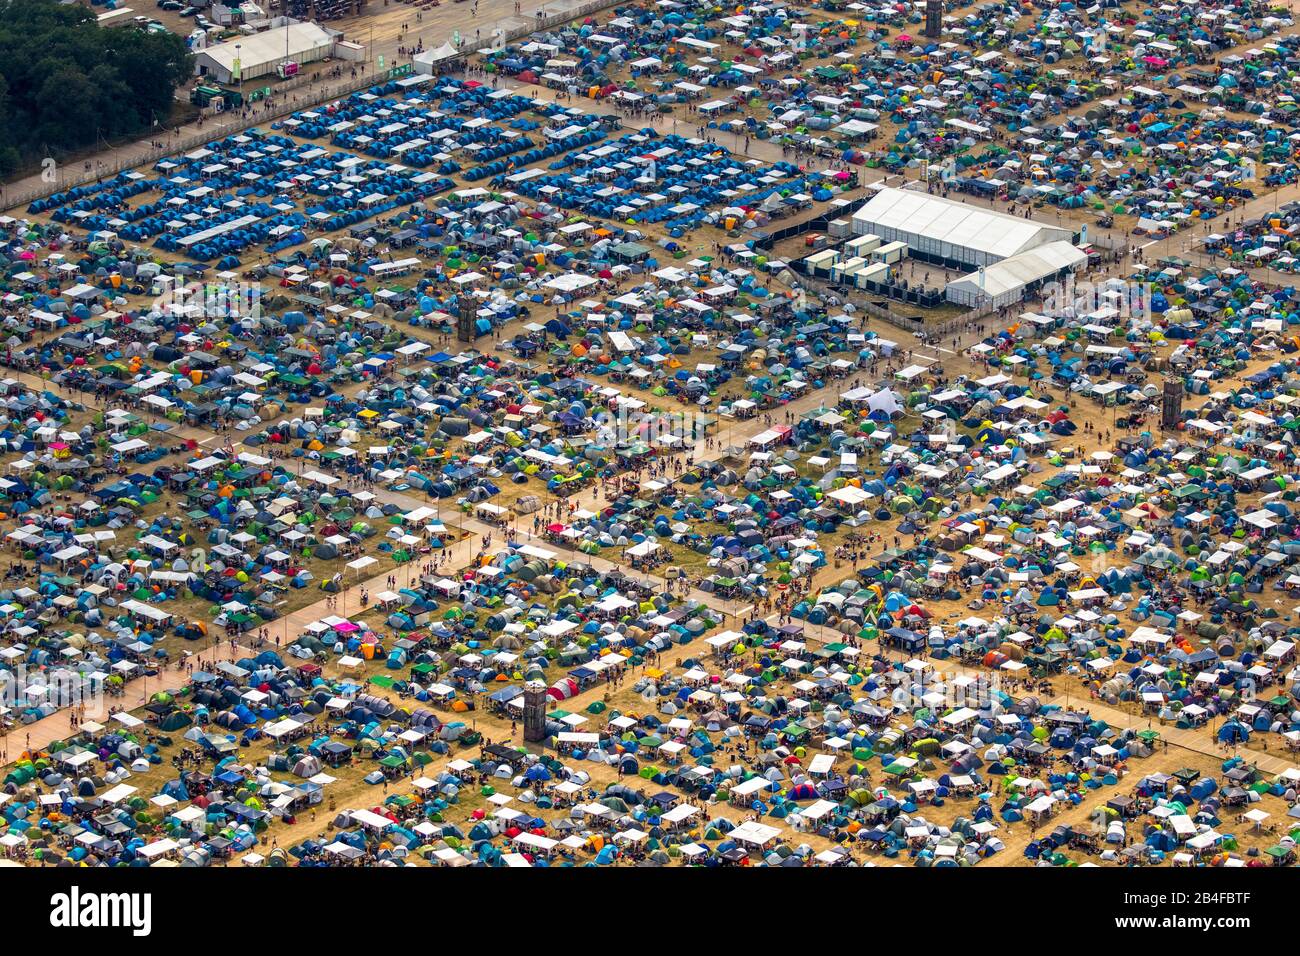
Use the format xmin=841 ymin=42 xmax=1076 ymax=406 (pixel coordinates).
xmin=849 ymin=261 xmax=891 ymax=287
xmin=830 ymin=256 xmax=868 ymax=283
xmin=872 ymin=240 xmax=908 ymax=264
xmin=804 ymin=249 xmax=840 ymax=278
xmin=845 ymin=234 xmax=882 ymax=256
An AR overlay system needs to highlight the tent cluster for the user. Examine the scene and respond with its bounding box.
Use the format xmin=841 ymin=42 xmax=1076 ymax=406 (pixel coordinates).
xmin=9 ymin=0 xmax=1300 ymax=873
xmin=480 ymin=0 xmax=1292 ymax=239
xmin=10 ymin=612 xmax=1300 ymax=868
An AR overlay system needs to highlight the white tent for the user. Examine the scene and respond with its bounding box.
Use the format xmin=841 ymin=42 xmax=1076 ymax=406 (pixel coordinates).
xmin=192 ymin=23 xmax=335 ymax=85
xmin=851 ymin=187 xmax=1071 ymax=267
xmin=866 ymin=388 xmax=902 ymax=417
xmin=414 ymin=41 xmax=463 ymax=75
xmin=946 ymin=241 xmax=1088 ymax=308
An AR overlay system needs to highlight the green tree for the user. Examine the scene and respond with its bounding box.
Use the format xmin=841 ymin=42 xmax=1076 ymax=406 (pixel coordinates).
xmin=0 ymin=0 xmax=193 ymax=177
xmin=0 ymin=73 xmax=16 ymax=176
xmin=33 ymin=66 xmax=98 ymax=151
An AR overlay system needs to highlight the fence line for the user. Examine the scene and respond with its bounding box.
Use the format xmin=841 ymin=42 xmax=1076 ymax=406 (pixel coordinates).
xmin=1087 ymin=233 xmax=1126 ymax=252
xmin=5 ymin=71 xmax=380 ymax=210
xmin=5 ymin=0 xmax=623 ymax=211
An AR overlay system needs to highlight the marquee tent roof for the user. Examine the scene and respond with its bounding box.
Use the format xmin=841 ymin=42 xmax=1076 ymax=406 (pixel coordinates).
xmin=946 ymin=241 xmax=1088 ymax=307
xmin=196 ymin=23 xmax=335 ymax=80
xmin=851 ymin=187 xmax=1072 ymax=267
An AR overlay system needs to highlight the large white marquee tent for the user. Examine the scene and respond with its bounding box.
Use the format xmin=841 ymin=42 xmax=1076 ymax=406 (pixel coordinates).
xmin=850 ymin=187 xmax=1072 ymax=268
xmin=945 ymin=241 xmax=1087 ymax=308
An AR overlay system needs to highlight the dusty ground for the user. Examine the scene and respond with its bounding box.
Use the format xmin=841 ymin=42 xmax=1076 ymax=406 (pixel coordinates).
xmin=2 ymin=0 xmax=1300 ymax=868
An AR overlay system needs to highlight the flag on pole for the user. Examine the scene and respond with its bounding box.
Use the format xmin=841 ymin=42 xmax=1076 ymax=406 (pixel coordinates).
xmin=232 ymin=57 xmax=241 ymax=81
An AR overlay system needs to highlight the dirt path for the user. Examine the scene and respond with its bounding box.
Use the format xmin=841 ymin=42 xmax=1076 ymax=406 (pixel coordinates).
xmin=8 ymin=0 xmax=1300 ymax=825
xmin=13 ymin=222 xmax=1294 ymax=769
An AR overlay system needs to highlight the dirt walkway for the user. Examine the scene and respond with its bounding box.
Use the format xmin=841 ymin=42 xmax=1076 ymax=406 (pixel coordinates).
xmin=9 ymin=67 xmax=1300 ymax=777
xmin=14 ymin=263 xmax=1291 ymax=769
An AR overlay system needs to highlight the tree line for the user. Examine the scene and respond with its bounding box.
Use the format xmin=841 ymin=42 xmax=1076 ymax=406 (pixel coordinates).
xmin=0 ymin=0 xmax=192 ymax=178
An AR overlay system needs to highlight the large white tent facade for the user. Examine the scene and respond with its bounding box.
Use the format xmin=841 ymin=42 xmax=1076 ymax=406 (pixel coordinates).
xmin=945 ymin=241 xmax=1087 ymax=309
xmin=850 ymin=187 xmax=1072 ymax=268
xmin=194 ymin=23 xmax=336 ymax=85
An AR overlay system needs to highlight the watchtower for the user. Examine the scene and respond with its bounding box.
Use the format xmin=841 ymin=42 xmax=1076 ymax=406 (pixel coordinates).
xmin=1161 ymin=379 xmax=1183 ymax=430
xmin=523 ymin=680 xmax=548 ymax=743
xmin=456 ymin=294 xmax=476 ymax=343
xmin=924 ymin=0 xmax=942 ymax=38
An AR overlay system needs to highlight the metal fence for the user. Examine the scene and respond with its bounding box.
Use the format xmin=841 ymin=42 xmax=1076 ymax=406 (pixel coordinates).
xmin=5 ymin=0 xmax=624 ymax=211
xmin=1087 ymin=233 xmax=1126 ymax=252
